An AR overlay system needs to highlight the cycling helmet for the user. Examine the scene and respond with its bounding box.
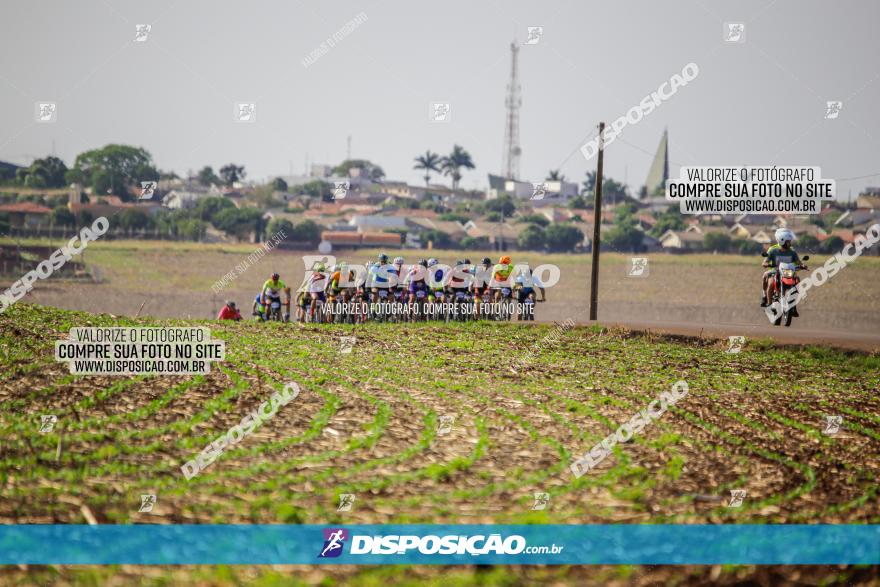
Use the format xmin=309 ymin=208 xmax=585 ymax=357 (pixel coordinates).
xmin=499 ymin=255 xmax=511 ymax=265
xmin=271 ymin=272 xmax=280 ymax=281
xmin=393 ymin=256 xmax=404 ymax=265
xmin=330 ymin=264 xmax=339 ymax=273
xmin=418 ymin=259 xmax=428 ymax=267
xmin=427 ymin=258 xmax=438 ymax=267
xmin=481 ymin=257 xmax=491 ymax=266
xmin=775 ymin=228 xmax=795 ymax=245
xmin=314 ymin=263 xmax=326 ymax=272
xmin=455 ymin=259 xmax=464 ymax=267
xmin=378 ymin=253 xmax=389 ymax=263
xmin=226 ymin=300 xmax=236 ymax=308
xmin=463 ymin=258 xmax=471 ymax=265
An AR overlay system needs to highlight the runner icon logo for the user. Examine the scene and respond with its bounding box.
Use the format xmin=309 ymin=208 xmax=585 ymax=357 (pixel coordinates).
xmin=139 ymin=494 xmax=156 ymax=513
xmin=39 ymin=415 xmax=57 ymax=433
xmin=531 ymin=492 xmax=550 ymax=510
xmin=337 ymin=494 xmax=356 ymax=512
xmin=823 ymin=415 xmax=842 ymax=435
xmin=728 ymin=489 xmax=747 ymax=508
xmin=319 ymin=528 xmax=349 ymax=558
xmin=727 ymin=336 xmax=745 ymax=354
xmin=628 ymin=257 xmax=649 ymax=277
xmin=437 ymin=415 xmax=454 ymax=435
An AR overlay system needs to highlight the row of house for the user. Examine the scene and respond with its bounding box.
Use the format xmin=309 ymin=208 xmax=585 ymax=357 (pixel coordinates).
xmin=657 ymin=193 xmax=880 ymax=252
xmin=3 ymin=159 xmax=879 ymax=254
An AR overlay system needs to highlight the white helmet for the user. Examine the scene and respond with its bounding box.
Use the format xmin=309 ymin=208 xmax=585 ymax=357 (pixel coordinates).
xmin=427 ymin=258 xmax=439 ymax=267
xmin=393 ymin=256 xmax=405 ymax=265
xmin=775 ymin=228 xmax=795 ymax=245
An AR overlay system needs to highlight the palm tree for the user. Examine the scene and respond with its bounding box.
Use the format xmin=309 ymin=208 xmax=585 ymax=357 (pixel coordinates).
xmin=546 ymin=169 xmax=566 ymax=182
xmin=440 ymin=145 xmax=475 ymax=191
xmin=583 ymin=170 xmax=597 ymax=195
xmin=413 ymin=151 xmax=442 ymax=187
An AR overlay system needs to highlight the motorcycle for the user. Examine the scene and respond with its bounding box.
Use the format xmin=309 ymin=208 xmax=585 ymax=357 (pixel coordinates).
xmin=763 ymin=252 xmax=809 ymax=327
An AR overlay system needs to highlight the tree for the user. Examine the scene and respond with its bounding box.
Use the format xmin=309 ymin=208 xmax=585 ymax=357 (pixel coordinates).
xmin=703 ymin=232 xmax=732 ymax=253
xmin=68 ymin=145 xmax=157 ymax=200
xmin=605 ymin=207 xmax=643 ymax=252
xmin=212 ymin=207 xmax=263 ymax=240
xmin=294 ymin=180 xmax=333 ymax=201
xmin=75 ymin=209 xmax=93 ymax=227
xmin=798 ymin=234 xmax=820 ymax=252
xmin=440 ymin=145 xmax=475 ymax=191
xmin=650 ymin=208 xmax=686 ymax=237
xmin=197 ymin=166 xmax=220 ymax=186
xmin=117 ymin=209 xmax=152 ymax=231
xmin=50 ymin=205 xmax=75 ymax=226
xmin=601 ymin=177 xmax=629 ymax=206
xmin=18 ymin=156 xmax=68 ymax=188
xmin=582 ymin=170 xmax=629 ymax=205
xmin=271 ymin=177 xmax=288 ymax=192
xmin=546 ymin=169 xmax=566 ymax=182
xmin=582 ymin=170 xmax=597 ymax=195
xmin=177 ymin=218 xmax=208 ymax=241
xmin=219 ymin=164 xmax=246 ymax=186
xmin=484 ymin=194 xmax=516 ymax=217
xmin=516 ymin=213 xmax=549 ymax=227
xmin=422 ymin=229 xmax=452 ymax=249
xmin=333 ymin=159 xmax=385 ymax=181
xmin=735 ymin=239 xmax=763 ymax=255
xmin=545 ymin=224 xmax=584 ymax=252
xmin=518 ymin=224 xmax=547 ymax=250
xmin=266 ymin=217 xmax=294 ymax=238
xmin=439 ymin=212 xmax=470 ymax=223
xmin=819 ymin=235 xmax=844 ymax=254
xmin=485 ymin=211 xmax=502 ymax=222
xmin=460 ymin=236 xmax=489 ymax=249
xmin=195 ymin=196 xmax=235 ymax=222
xmin=605 ymin=223 xmax=643 ymax=252
xmin=568 ymin=195 xmax=588 ymax=210
xmin=413 ymin=151 xmax=442 ymax=186
xmin=290 ymin=220 xmax=322 ymax=245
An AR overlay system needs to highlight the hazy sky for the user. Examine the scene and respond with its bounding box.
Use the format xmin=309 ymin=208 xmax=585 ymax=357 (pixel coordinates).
xmin=2 ymin=0 xmax=879 ymax=199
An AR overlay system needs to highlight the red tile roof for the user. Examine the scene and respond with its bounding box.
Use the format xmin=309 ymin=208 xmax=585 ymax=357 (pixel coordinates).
xmin=0 ymin=202 xmax=52 ymax=214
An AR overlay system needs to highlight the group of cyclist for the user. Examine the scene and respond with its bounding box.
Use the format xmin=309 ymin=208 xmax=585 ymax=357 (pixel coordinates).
xmin=221 ymin=254 xmax=546 ymax=323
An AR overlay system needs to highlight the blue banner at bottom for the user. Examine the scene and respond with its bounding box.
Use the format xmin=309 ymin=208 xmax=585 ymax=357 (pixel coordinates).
xmin=0 ymin=524 xmax=877 ymax=565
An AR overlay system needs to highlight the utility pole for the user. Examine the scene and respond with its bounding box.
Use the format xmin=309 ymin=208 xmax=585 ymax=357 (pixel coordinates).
xmin=589 ymin=122 xmax=605 ymax=321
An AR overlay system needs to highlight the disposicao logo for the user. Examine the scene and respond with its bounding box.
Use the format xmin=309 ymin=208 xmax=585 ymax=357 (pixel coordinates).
xmin=318 ymin=528 xmax=348 ymax=558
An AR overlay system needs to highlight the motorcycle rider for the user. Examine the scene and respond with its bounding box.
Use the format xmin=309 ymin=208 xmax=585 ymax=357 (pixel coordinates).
xmin=761 ymin=228 xmax=802 ymax=307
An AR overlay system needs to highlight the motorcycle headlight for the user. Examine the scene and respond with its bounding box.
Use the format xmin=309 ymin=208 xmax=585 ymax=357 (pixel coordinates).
xmin=781 ymin=269 xmax=795 ymax=278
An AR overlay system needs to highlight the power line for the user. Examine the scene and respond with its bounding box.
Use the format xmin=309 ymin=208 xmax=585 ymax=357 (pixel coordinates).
xmin=836 ymin=172 xmax=880 ymax=182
